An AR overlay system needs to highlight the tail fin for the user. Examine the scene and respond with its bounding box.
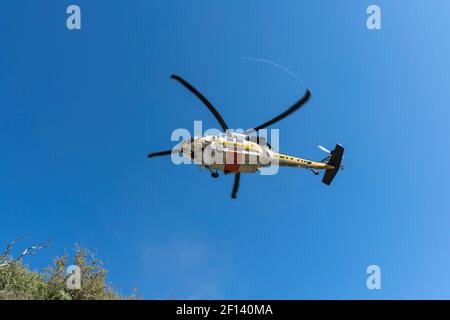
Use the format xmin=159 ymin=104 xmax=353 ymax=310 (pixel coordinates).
xmin=322 ymin=144 xmax=344 ymax=185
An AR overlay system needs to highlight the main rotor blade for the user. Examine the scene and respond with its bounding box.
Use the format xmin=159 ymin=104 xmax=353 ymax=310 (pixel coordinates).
xmin=251 ymin=89 xmax=311 ymax=131
xmin=231 ymin=173 xmax=241 ymax=199
xmin=147 ymin=150 xmax=173 ymax=158
xmin=170 ymin=74 xmax=229 ymax=132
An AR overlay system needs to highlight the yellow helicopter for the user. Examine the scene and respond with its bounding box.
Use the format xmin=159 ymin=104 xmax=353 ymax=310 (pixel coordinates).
xmin=148 ymin=74 xmax=344 ymax=199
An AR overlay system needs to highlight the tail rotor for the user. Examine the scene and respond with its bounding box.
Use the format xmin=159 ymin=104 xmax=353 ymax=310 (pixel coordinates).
xmin=318 ymin=144 xmax=344 ymax=170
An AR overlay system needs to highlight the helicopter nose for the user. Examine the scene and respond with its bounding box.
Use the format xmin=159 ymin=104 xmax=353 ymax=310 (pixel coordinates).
xmin=180 ymin=141 xmax=191 ymax=153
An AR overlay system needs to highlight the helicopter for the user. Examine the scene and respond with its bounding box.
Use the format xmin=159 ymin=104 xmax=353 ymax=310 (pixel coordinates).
xmin=147 ymin=74 xmax=344 ymax=199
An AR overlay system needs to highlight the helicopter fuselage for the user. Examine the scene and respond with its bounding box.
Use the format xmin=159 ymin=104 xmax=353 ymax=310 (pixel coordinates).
xmin=179 ymin=132 xmax=334 ymax=174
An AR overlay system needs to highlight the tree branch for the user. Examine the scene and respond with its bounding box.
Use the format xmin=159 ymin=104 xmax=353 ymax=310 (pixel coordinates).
xmin=0 ymin=238 xmax=51 ymax=268
xmin=17 ymin=241 xmax=51 ymax=261
xmin=0 ymin=237 xmax=23 ymax=260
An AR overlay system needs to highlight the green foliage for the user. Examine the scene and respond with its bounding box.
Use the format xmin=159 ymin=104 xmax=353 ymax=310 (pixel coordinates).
xmin=0 ymin=244 xmax=138 ymax=300
xmin=0 ymin=261 xmax=46 ymax=300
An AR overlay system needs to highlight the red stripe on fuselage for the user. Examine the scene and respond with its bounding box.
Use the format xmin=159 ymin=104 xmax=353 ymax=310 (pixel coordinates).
xmin=224 ymin=150 xmax=240 ymax=172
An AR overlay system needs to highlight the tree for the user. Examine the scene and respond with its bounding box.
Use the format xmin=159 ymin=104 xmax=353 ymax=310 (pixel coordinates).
xmin=0 ymin=239 xmax=138 ymax=300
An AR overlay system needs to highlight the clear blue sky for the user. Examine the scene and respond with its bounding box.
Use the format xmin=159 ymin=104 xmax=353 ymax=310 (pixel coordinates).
xmin=1 ymin=0 xmax=450 ymax=299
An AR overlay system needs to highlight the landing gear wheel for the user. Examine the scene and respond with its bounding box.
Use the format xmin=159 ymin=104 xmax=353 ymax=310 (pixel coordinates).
xmin=211 ymin=172 xmax=219 ymax=178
